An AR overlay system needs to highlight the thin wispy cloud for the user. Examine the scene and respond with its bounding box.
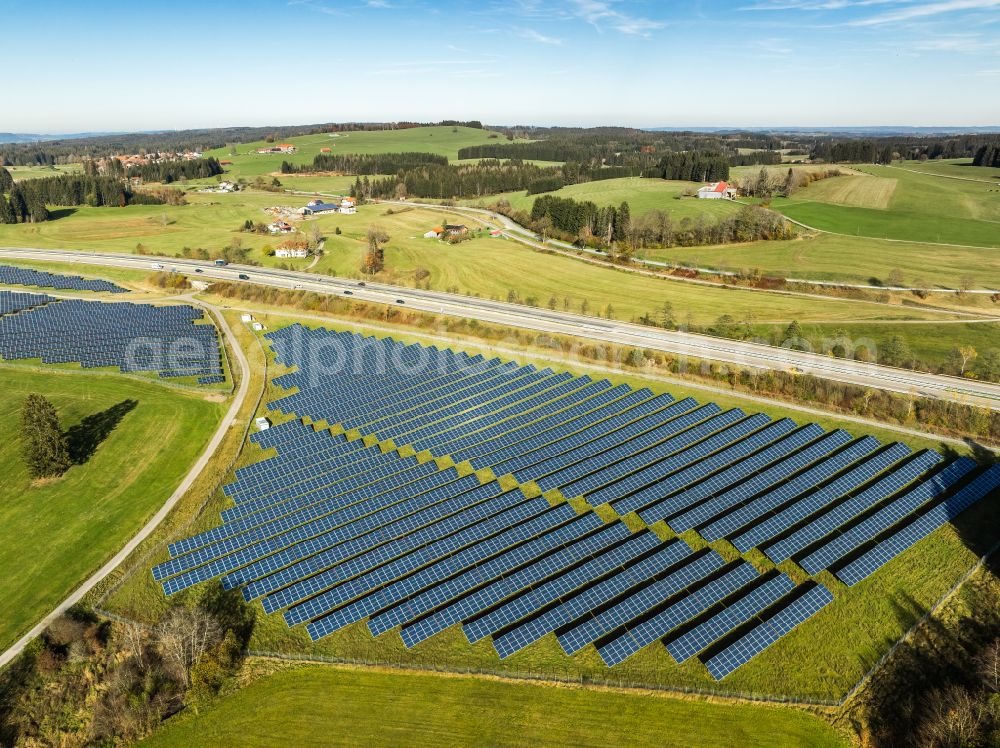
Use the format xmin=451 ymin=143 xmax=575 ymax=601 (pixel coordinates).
xmin=518 ymin=27 xmax=564 ymax=45
xmin=568 ymin=0 xmax=664 ymax=36
xmin=850 ymin=0 xmax=1000 ymax=25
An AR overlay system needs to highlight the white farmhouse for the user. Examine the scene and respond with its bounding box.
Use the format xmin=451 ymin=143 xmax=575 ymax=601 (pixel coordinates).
xmin=697 ymin=181 xmax=737 ymax=199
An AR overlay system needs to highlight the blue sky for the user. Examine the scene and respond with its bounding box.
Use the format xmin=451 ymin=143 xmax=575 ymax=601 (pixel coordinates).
xmin=2 ymin=0 xmax=999 ymax=131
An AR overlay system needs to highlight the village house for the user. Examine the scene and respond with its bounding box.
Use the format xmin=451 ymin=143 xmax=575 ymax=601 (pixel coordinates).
xmin=257 ymin=143 xmax=297 ymax=154
xmin=299 ymin=197 xmax=357 ymax=216
xmin=268 ymin=221 xmax=294 ymax=234
xmin=274 ymin=247 xmax=309 ymax=258
xmin=696 ymin=181 xmax=737 ymax=199
xmin=444 ymin=224 xmax=468 ymax=237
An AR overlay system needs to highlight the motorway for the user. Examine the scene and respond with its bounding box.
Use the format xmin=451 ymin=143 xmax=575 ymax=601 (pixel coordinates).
xmin=4 ymin=246 xmax=1000 ymax=410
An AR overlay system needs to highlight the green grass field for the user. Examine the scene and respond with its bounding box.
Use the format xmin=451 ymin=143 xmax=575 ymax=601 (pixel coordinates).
xmin=466 ymin=177 xmax=740 ymax=221
xmin=0 ymin=366 xmax=224 ymax=652
xmin=304 ymin=206 xmax=968 ymax=328
xmin=139 ymin=664 xmax=846 ymax=748
xmin=892 ymin=158 xmax=1000 ymax=182
xmin=641 ymin=231 xmax=1000 ymax=289
xmin=769 ymin=165 xmax=1000 ymax=248
xmin=6 ymin=163 xmax=83 ymax=181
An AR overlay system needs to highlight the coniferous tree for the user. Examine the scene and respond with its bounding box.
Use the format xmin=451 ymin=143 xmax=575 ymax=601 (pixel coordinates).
xmin=0 ymin=166 xmax=13 ymax=192
xmin=20 ymin=393 xmax=70 ymax=478
xmin=0 ymin=194 xmax=14 ymax=224
xmin=7 ymin=185 xmax=28 ymax=223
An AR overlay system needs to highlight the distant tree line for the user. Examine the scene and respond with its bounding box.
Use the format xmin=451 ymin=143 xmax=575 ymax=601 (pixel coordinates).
xmin=281 ymin=152 xmax=447 ymax=175
xmin=0 ymin=167 xmax=164 ymax=224
xmin=0 ymin=120 xmax=483 ymax=167
xmin=973 ymin=143 xmax=1000 ymax=168
xmin=812 ymin=134 xmax=1000 ymax=164
xmin=645 ymin=151 xmax=729 ymax=182
xmin=728 ymin=151 xmax=783 ymax=166
xmin=122 ymin=157 xmax=223 ymax=183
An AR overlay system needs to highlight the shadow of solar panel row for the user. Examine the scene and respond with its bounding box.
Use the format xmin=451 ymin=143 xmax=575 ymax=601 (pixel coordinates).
xmin=152 ymin=326 xmax=998 ymax=680
xmin=0 ymin=296 xmax=222 ymax=380
xmin=0 ymin=264 xmax=129 ymax=293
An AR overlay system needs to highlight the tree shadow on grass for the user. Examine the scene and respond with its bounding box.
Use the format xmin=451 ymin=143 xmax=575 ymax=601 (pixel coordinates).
xmin=46 ymin=208 xmax=77 ymax=221
xmin=64 ymin=399 xmax=138 ymax=465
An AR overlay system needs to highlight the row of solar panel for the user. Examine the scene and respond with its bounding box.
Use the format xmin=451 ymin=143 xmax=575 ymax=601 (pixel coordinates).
xmin=152 ymin=327 xmax=998 ymax=680
xmin=0 ymin=295 xmax=223 ymax=381
xmin=0 ymin=264 xmax=128 ymax=293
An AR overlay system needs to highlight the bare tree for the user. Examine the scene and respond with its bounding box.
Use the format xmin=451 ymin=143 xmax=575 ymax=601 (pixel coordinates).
xmin=919 ymin=685 xmax=988 ymax=748
xmin=120 ymin=621 xmax=147 ymax=668
xmin=977 ymin=638 xmax=1000 ymax=693
xmin=157 ymin=607 xmax=221 ymax=687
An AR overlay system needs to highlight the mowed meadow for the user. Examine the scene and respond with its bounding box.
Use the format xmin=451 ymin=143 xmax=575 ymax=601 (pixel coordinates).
xmin=138 ymin=664 xmax=847 ymax=748
xmin=768 ymin=164 xmax=1000 ymax=248
xmin=0 ymin=366 xmax=223 ymax=652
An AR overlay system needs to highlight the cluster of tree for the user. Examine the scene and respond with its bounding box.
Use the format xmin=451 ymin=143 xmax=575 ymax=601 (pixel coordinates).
xmin=530 ymin=195 xmax=631 ymax=243
xmin=148 ymin=271 xmax=191 ymax=290
xmin=0 ymin=167 xmax=49 ymax=223
xmin=630 ymin=205 xmax=793 ymax=249
xmin=1 ymin=170 xmax=165 ymax=224
xmin=973 ymin=143 xmax=1000 ymax=168
xmin=728 ymin=150 xmax=783 ymax=166
xmin=526 ymin=175 xmax=566 ymax=195
xmin=645 ymin=151 xmax=729 ymax=182
xmin=362 ymin=224 xmax=389 ymax=274
xmin=355 ymin=160 xmax=566 ymax=200
xmin=281 ymin=151 xmax=448 ymax=175
xmin=120 ymin=156 xmax=223 ymax=183
xmin=0 ymin=588 xmax=254 ymax=746
xmin=740 ymin=166 xmax=845 ymax=199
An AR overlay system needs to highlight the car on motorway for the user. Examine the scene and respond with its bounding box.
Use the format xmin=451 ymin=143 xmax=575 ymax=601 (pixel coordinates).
xmin=238 ymin=273 xmax=250 ymax=280
xmin=194 ymin=268 xmax=203 ymax=273
xmin=343 ymin=290 xmax=353 ymax=295
xmin=150 ymin=263 xmax=164 ymax=270
xmin=396 ymin=299 xmax=405 ymax=304
xmin=357 ymin=281 xmax=366 ymax=287
xmin=215 ymin=259 xmax=227 ymax=266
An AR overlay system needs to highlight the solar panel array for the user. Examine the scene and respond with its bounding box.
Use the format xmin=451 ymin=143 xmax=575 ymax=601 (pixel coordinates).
xmin=0 ymin=264 xmax=128 ymax=293
xmin=152 ymin=326 xmax=998 ymax=680
xmin=0 ymin=293 xmax=223 ymax=381
xmin=0 ymin=290 xmax=56 ymax=316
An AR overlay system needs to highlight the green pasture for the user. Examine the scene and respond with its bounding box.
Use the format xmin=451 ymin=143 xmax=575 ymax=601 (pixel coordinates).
xmin=641 ymin=231 xmax=1000 ymax=289
xmin=0 ymin=366 xmax=223 ymax=652
xmin=140 ymin=664 xmax=846 ymax=748
xmin=5 ymin=163 xmax=82 ymax=181
xmin=769 ymin=165 xmax=1000 ymax=248
xmin=466 ymin=177 xmax=740 ymax=221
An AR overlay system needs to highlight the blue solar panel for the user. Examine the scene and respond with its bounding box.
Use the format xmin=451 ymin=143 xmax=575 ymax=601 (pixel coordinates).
xmin=836 ymin=465 xmax=1000 ymax=585
xmin=0 ymin=264 xmax=128 ymax=293
xmin=799 ymin=457 xmax=976 ymax=575
xmin=704 ymin=584 xmax=833 ymax=680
